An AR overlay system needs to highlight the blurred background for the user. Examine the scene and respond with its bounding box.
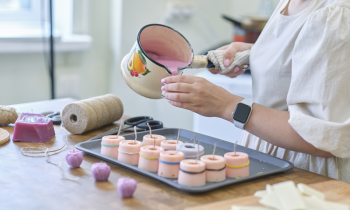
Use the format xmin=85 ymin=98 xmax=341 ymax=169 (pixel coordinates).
xmin=0 ymin=0 xmax=278 ymax=142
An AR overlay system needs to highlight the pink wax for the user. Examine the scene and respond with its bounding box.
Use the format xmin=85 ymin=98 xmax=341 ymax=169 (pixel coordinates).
xmin=147 ymin=52 xmax=188 ymax=76
xmin=13 ymin=113 xmax=55 ymax=143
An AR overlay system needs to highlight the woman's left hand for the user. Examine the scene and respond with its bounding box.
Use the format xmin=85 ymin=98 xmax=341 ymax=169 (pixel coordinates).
xmin=161 ymin=75 xmax=242 ymax=118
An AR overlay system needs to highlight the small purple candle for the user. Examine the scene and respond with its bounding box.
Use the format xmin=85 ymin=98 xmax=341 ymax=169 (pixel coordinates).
xmin=91 ymin=162 xmax=111 ymax=181
xmin=117 ymin=177 xmax=137 ymax=198
xmin=66 ymin=150 xmax=83 ymax=168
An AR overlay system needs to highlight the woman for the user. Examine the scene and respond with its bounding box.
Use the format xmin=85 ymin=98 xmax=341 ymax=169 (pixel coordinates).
xmin=161 ymin=0 xmax=350 ymax=182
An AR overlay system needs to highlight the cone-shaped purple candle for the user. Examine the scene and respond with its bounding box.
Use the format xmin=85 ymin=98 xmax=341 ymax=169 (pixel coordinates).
xmin=117 ymin=177 xmax=137 ymax=198
xmin=91 ymin=162 xmax=111 ymax=181
xmin=66 ymin=150 xmax=83 ymax=168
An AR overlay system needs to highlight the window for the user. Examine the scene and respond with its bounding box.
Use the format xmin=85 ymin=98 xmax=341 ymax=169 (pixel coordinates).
xmin=0 ymin=0 xmax=91 ymax=53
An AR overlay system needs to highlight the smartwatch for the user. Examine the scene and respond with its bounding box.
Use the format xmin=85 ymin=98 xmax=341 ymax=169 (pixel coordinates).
xmin=232 ymin=98 xmax=254 ymax=130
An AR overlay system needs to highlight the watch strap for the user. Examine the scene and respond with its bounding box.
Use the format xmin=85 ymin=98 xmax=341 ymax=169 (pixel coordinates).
xmin=233 ymin=98 xmax=254 ymax=130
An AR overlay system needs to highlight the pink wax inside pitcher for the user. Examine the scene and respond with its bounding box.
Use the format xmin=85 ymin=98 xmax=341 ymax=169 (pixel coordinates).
xmin=139 ymin=24 xmax=193 ymax=76
xmin=146 ymin=52 xmax=189 ymax=75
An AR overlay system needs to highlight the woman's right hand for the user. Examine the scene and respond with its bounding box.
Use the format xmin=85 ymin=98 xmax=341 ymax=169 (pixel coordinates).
xmin=208 ymin=42 xmax=254 ymax=78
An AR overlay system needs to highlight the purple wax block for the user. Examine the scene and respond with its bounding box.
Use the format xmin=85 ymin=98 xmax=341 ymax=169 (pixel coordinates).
xmin=117 ymin=177 xmax=137 ymax=198
xmin=12 ymin=113 xmax=55 ymax=143
xmin=91 ymin=162 xmax=111 ymax=181
xmin=66 ymin=150 xmax=83 ymax=168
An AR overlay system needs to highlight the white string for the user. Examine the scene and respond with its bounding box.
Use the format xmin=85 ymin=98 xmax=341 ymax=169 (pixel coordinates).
xmin=212 ymin=142 xmax=217 ymax=160
xmin=196 ymin=141 xmax=200 ymax=163
xmin=175 ymin=142 xmax=185 ymax=155
xmin=118 ymin=149 xmax=139 ymax=155
xmin=134 ymin=126 xmax=137 ymax=144
xmin=176 ymin=128 xmax=180 ymax=145
xmin=116 ymin=119 xmax=124 ymax=138
xmin=234 ymin=141 xmax=238 ymax=156
xmin=147 ymin=122 xmax=152 ymax=138
xmin=21 ymin=124 xmax=79 ymax=182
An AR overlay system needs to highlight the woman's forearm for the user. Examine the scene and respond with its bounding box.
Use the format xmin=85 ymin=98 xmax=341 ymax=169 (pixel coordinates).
xmin=221 ymin=94 xmax=334 ymax=158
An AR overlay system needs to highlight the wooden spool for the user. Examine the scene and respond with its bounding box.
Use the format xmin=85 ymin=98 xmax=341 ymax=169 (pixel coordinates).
xmin=0 ymin=128 xmax=10 ymax=146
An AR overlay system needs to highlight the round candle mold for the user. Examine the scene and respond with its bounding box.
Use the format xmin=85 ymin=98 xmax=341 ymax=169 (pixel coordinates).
xmin=117 ymin=177 xmax=137 ymax=198
xmin=91 ymin=162 xmax=111 ymax=181
xmin=176 ymin=143 xmax=204 ymax=159
xmin=138 ymin=145 xmax=164 ymax=172
xmin=118 ymin=140 xmax=142 ymax=165
xmin=224 ymin=152 xmax=250 ymax=178
xmin=101 ymin=135 xmax=125 ymax=159
xmin=66 ymin=149 xmax=84 ymax=168
xmin=142 ymin=134 xmax=166 ymax=146
xmin=160 ymin=140 xmax=183 ymax=151
xmin=200 ymin=155 xmax=226 ymax=182
xmin=158 ymin=151 xmax=185 ymax=178
xmin=178 ymin=159 xmax=206 ymax=187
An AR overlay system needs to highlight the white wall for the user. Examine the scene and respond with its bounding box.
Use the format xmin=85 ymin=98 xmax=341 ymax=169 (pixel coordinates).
xmin=0 ymin=0 xmax=279 ymax=132
xmin=0 ymin=0 xmax=111 ymax=105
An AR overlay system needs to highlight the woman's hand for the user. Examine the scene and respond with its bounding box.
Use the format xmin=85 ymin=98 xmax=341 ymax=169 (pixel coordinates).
xmin=209 ymin=42 xmax=254 ymax=78
xmin=161 ymin=75 xmax=242 ymax=118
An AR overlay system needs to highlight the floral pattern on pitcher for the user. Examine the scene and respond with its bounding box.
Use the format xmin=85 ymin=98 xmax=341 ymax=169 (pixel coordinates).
xmin=127 ymin=46 xmax=151 ymax=77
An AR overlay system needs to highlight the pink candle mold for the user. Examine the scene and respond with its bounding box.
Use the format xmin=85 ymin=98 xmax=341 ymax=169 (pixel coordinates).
xmin=200 ymin=155 xmax=226 ymax=182
xmin=142 ymin=134 xmax=166 ymax=146
xmin=101 ymin=135 xmax=125 ymax=159
xmin=147 ymin=52 xmax=189 ymax=76
xmin=117 ymin=177 xmax=137 ymax=198
xmin=178 ymin=159 xmax=206 ymax=187
xmin=12 ymin=113 xmax=55 ymax=143
xmin=138 ymin=145 xmax=164 ymax=172
xmin=224 ymin=152 xmax=250 ymax=178
xmin=176 ymin=143 xmax=204 ymax=159
xmin=160 ymin=140 xmax=183 ymax=151
xmin=118 ymin=140 xmax=142 ymax=165
xmin=91 ymin=162 xmax=111 ymax=181
xmin=158 ymin=151 xmax=184 ymax=178
xmin=66 ymin=149 xmax=83 ymax=168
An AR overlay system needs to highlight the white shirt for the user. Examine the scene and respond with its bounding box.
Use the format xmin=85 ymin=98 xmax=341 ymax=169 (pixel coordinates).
xmin=242 ymin=0 xmax=350 ymax=182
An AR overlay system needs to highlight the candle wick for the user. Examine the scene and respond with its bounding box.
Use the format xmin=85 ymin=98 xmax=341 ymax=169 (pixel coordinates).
xmin=193 ymin=133 xmax=196 ymax=146
xmin=212 ymin=142 xmax=216 ymax=160
xmin=147 ymin=122 xmax=152 ymax=138
xmin=176 ymin=128 xmax=180 ymax=145
xmin=175 ymin=142 xmax=184 ymax=155
xmin=134 ymin=126 xmax=137 ymax=144
xmin=234 ymin=141 xmax=238 ymax=156
xmin=116 ymin=119 xmax=124 ymax=138
xmin=196 ymin=141 xmax=200 ymax=164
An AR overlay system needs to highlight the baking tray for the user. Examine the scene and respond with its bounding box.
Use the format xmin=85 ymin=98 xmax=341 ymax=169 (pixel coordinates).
xmin=76 ymin=128 xmax=294 ymax=193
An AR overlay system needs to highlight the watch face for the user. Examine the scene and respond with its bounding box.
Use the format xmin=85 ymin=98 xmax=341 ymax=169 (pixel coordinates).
xmin=233 ymin=103 xmax=252 ymax=123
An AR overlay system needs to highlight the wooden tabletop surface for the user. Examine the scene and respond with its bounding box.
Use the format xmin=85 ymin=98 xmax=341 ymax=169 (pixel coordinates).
xmin=0 ymin=98 xmax=332 ymax=210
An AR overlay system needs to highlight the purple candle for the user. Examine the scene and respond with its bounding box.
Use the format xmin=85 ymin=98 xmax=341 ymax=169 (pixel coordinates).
xmin=91 ymin=162 xmax=111 ymax=181
xmin=117 ymin=177 xmax=137 ymax=198
xmin=66 ymin=150 xmax=83 ymax=168
xmin=12 ymin=113 xmax=55 ymax=143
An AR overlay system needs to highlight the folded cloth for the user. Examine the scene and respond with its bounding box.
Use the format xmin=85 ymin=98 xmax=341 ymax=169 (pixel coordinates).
xmin=207 ymin=50 xmax=250 ymax=74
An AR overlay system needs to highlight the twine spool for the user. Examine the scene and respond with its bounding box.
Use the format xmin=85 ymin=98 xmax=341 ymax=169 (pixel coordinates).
xmin=0 ymin=106 xmax=18 ymax=126
xmin=62 ymin=94 xmax=123 ymax=134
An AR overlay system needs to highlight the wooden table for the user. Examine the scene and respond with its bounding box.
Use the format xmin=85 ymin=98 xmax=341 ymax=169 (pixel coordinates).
xmin=0 ymin=98 xmax=332 ymax=210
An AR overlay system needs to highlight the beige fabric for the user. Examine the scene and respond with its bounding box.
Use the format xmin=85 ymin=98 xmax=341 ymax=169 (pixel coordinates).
xmin=242 ymin=0 xmax=350 ymax=183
